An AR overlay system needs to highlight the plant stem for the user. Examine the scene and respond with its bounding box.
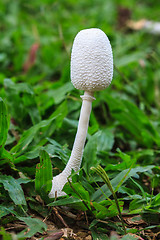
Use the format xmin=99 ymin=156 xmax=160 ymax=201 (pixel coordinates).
xmin=91 ymin=165 xmax=127 ymax=235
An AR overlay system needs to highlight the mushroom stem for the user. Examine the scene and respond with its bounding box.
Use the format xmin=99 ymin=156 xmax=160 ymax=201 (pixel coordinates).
xmin=65 ymin=91 xmax=95 ymax=173
xmin=49 ymin=91 xmax=95 ymax=198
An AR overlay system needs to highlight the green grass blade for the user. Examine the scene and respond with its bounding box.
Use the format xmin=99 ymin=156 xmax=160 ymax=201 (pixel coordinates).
xmin=0 ymin=98 xmax=9 ymax=148
xmin=35 ymin=150 xmax=53 ymax=201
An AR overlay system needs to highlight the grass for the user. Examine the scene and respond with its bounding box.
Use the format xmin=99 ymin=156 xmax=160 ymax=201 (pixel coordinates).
xmin=0 ymin=0 xmax=160 ymax=239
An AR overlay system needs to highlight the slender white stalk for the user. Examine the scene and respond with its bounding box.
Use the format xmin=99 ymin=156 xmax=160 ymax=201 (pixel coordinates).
xmin=49 ymin=91 xmax=95 ymax=198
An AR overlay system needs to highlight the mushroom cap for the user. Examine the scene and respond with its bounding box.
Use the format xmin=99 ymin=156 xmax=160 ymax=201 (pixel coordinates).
xmin=71 ymin=28 xmax=113 ymax=91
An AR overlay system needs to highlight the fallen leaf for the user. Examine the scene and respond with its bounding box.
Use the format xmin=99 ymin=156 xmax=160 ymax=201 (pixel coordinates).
xmin=44 ymin=230 xmax=63 ymax=240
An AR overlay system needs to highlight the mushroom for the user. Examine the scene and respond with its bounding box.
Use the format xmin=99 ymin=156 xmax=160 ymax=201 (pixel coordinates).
xmin=49 ymin=28 xmax=113 ymax=198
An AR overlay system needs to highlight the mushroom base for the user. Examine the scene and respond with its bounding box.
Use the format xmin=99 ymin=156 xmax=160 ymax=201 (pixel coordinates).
xmin=48 ymin=171 xmax=69 ymax=198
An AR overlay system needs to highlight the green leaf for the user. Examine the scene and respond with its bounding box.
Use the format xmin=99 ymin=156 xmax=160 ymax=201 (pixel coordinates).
xmin=91 ymin=165 xmax=126 ymax=234
xmin=116 ymin=51 xmax=146 ymax=68
xmin=83 ymin=133 xmax=98 ymax=174
xmin=105 ymin=95 xmax=160 ymax=147
xmin=11 ymin=117 xmax=57 ymax=155
xmin=64 ymin=182 xmax=90 ymax=202
xmin=17 ymin=217 xmax=47 ymax=238
xmin=4 ymin=79 xmax=34 ymax=94
xmin=49 ymin=82 xmax=74 ymax=104
xmin=0 ymin=175 xmax=27 ymax=205
xmin=107 ymin=200 xmax=124 ymax=218
xmin=120 ymin=235 xmax=138 ymax=240
xmin=49 ymin=100 xmax=68 ymax=128
xmin=121 ymin=234 xmax=138 ymax=240
xmin=4 ymin=79 xmax=41 ymax=125
xmin=0 ymin=205 xmax=14 ymax=218
xmin=0 ymin=148 xmax=14 ymax=166
xmin=91 ymin=228 xmax=109 ymax=240
xmin=92 ymin=201 xmax=110 ymax=219
xmin=92 ymin=165 xmax=154 ymax=202
xmin=35 ymin=150 xmax=53 ymax=200
xmin=0 ymin=227 xmax=12 ymax=240
xmin=97 ymin=129 xmax=114 ymax=152
xmin=22 ymin=93 xmax=41 ymax=124
xmin=0 ymin=207 xmax=47 ymax=238
xmin=0 ymin=98 xmax=9 ymax=148
xmin=129 ymin=199 xmax=144 ymax=212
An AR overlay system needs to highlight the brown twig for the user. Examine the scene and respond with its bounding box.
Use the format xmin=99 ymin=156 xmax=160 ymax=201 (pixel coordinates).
xmin=52 ymin=207 xmax=69 ymax=228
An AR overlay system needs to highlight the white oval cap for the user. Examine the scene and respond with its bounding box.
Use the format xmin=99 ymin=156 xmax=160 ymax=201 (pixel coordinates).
xmin=71 ymin=28 xmax=113 ymax=91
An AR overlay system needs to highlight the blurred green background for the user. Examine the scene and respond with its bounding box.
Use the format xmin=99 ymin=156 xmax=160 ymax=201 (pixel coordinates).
xmin=1 ymin=0 xmax=160 ymax=122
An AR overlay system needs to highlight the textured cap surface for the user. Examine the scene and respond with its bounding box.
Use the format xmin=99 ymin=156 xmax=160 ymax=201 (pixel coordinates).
xmin=71 ymin=28 xmax=113 ymax=91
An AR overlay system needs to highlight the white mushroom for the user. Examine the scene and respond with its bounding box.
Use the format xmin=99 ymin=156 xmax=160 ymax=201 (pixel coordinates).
xmin=49 ymin=28 xmax=113 ymax=198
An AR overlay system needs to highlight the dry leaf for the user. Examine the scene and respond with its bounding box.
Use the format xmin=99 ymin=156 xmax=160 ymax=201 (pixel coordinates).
xmin=127 ymin=19 xmax=146 ymax=30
